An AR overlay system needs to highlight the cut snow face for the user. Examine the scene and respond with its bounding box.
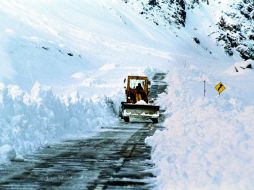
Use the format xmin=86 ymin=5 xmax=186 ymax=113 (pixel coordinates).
xmin=146 ymin=65 xmax=254 ymax=190
xmin=0 ymin=82 xmax=118 ymax=162
xmin=0 ymin=144 xmax=16 ymax=162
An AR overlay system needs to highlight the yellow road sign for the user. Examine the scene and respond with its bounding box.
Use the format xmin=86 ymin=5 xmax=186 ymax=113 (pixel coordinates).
xmin=215 ymin=82 xmax=226 ymax=94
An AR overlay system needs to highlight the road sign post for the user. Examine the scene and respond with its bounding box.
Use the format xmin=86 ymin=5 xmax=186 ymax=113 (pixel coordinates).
xmin=203 ymin=80 xmax=206 ymax=97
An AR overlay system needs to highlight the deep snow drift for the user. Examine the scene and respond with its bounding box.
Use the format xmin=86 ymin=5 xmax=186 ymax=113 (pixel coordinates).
xmin=0 ymin=0 xmax=254 ymax=190
xmin=147 ymin=63 xmax=254 ymax=190
xmin=143 ymin=1 xmax=254 ymax=189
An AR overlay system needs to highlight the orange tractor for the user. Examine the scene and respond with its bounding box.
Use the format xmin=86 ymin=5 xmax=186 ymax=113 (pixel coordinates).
xmin=119 ymin=76 xmax=160 ymax=123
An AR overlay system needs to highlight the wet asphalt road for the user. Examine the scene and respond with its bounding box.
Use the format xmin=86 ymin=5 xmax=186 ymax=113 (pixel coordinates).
xmin=0 ymin=73 xmax=167 ymax=190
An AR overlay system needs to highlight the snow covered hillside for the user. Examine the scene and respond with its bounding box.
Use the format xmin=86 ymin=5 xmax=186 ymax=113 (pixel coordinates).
xmin=0 ymin=0 xmax=254 ymax=189
xmin=124 ymin=0 xmax=254 ymax=60
xmin=0 ymin=0 xmax=173 ymax=94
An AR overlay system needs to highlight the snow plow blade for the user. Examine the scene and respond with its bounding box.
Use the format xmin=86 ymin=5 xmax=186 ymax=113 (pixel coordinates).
xmin=122 ymin=103 xmax=159 ymax=111
xmin=120 ymin=102 xmax=160 ymax=123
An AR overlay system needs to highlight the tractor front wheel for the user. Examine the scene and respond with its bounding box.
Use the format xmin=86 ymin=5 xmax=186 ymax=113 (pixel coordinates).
xmin=151 ymin=118 xmax=158 ymax=124
xmin=124 ymin=117 xmax=130 ymax=122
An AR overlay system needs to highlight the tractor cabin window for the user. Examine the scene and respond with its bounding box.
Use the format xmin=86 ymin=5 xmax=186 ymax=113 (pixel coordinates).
xmin=129 ymin=79 xmax=145 ymax=89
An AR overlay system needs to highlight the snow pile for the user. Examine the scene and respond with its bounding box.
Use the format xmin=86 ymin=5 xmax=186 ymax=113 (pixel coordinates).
xmin=0 ymin=82 xmax=118 ymax=162
xmin=136 ymin=100 xmax=147 ymax=105
xmin=147 ymin=66 xmax=254 ymax=190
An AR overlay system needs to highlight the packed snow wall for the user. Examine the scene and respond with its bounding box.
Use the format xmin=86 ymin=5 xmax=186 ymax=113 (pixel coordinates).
xmin=0 ymin=82 xmax=118 ymax=162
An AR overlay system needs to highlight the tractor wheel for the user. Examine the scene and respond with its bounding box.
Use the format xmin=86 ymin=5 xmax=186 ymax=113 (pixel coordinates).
xmin=119 ymin=109 xmax=123 ymax=119
xmin=151 ymin=118 xmax=158 ymax=124
xmin=124 ymin=117 xmax=130 ymax=122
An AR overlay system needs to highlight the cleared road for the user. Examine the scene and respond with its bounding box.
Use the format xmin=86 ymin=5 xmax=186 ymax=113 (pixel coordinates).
xmin=0 ymin=73 xmax=167 ymax=190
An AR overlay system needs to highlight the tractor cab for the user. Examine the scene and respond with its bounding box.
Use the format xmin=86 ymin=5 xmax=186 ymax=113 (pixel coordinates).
xmin=120 ymin=76 xmax=159 ymax=123
xmin=125 ymin=76 xmax=150 ymax=104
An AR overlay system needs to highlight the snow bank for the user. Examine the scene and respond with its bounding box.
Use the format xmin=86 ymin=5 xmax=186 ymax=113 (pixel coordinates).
xmin=0 ymin=82 xmax=118 ymax=163
xmin=0 ymin=144 xmax=16 ymax=162
xmin=147 ymin=67 xmax=254 ymax=190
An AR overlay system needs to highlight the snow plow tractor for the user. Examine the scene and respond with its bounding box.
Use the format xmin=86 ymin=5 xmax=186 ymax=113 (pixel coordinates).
xmin=119 ymin=76 xmax=160 ymax=123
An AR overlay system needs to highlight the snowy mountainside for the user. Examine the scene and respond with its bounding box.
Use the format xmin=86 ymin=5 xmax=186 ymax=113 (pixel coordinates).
xmin=123 ymin=0 xmax=187 ymax=28
xmin=0 ymin=0 xmax=232 ymax=95
xmin=215 ymin=0 xmax=254 ymax=60
xmin=123 ymin=0 xmax=254 ymax=60
xmin=0 ymin=0 xmax=181 ymax=94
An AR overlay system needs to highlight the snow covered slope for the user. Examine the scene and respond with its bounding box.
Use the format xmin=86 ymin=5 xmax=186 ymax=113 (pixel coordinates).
xmin=0 ymin=0 xmax=254 ymax=189
xmin=124 ymin=0 xmax=254 ymax=60
xmin=1 ymin=0 xmax=243 ymax=94
xmin=0 ymin=0 xmax=175 ymax=94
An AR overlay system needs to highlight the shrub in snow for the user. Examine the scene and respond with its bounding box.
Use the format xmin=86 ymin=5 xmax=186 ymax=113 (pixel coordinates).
xmin=193 ymin=37 xmax=200 ymax=44
xmin=148 ymin=0 xmax=158 ymax=6
xmin=246 ymin=63 xmax=252 ymax=69
xmin=226 ymin=60 xmax=253 ymax=74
